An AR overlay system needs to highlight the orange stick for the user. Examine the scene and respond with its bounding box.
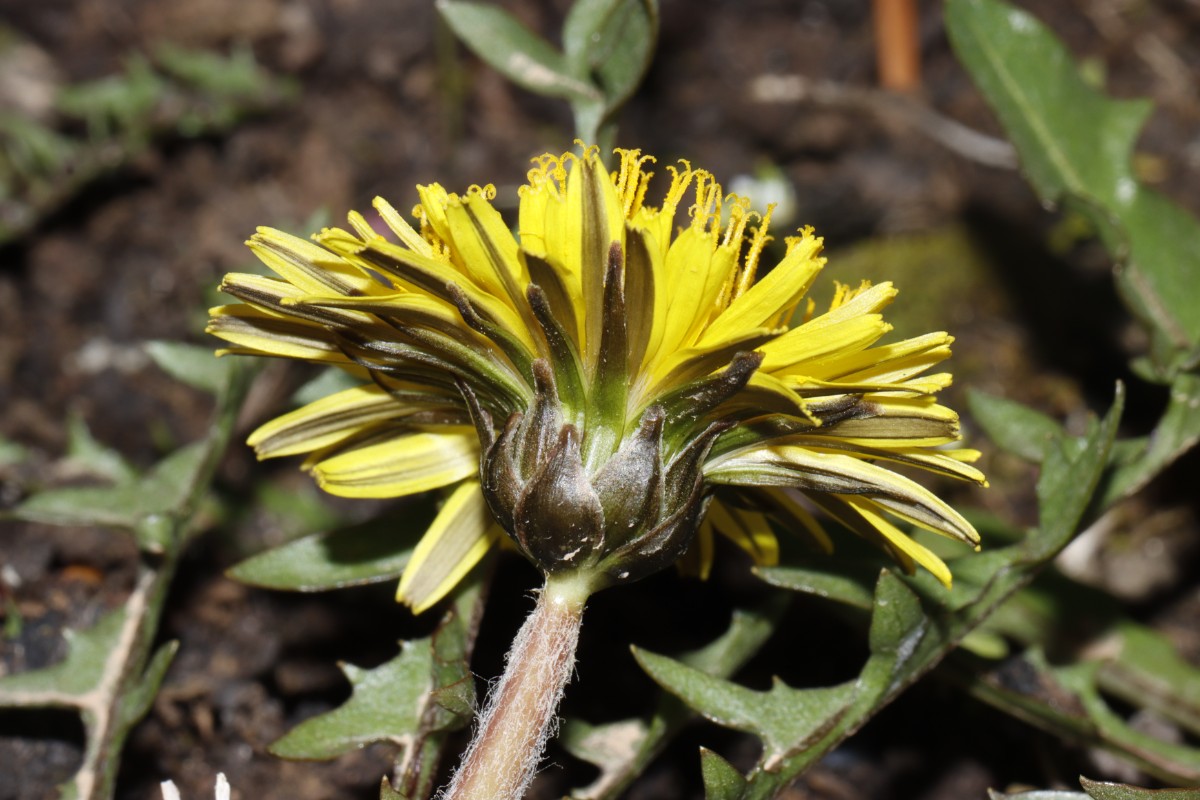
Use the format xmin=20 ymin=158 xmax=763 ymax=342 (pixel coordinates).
xmin=874 ymin=0 xmax=922 ymax=92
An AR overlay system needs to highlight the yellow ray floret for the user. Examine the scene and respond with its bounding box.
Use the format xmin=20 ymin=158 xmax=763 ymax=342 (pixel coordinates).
xmin=397 ymin=481 xmax=500 ymax=613
xmin=211 ymin=143 xmax=985 ymax=609
xmin=310 ymin=428 xmax=480 ymax=499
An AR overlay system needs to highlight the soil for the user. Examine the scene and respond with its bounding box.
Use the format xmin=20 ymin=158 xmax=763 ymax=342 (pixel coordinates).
xmin=2 ymin=1 xmax=1199 ymax=799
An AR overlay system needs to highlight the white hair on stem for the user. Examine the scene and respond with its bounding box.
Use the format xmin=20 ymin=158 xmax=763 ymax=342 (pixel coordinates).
xmin=439 ymin=578 xmax=590 ymax=800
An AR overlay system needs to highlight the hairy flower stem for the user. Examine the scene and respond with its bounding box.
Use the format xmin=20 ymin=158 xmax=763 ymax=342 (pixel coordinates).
xmin=441 ymin=574 xmax=592 ymax=800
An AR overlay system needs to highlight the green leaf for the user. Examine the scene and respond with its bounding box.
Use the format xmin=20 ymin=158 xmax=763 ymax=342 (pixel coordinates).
xmin=988 ymin=792 xmax=1086 ymax=800
xmin=438 ymin=0 xmax=601 ymax=103
xmin=270 ymin=640 xmax=440 ymax=760
xmin=633 ymin=648 xmax=856 ymax=767
xmin=967 ymin=389 xmax=1063 ymax=463
xmin=979 ymin=570 xmax=1200 ymax=738
xmin=700 ymin=747 xmax=747 ymax=800
xmin=1112 ymin=191 xmax=1200 ymax=367
xmin=0 ymin=599 xmax=182 ymax=800
xmin=65 ymin=411 xmax=136 ymax=483
xmin=563 ymin=0 xmax=657 ymax=110
xmin=227 ymin=509 xmax=434 ymax=592
xmin=1101 ymin=372 xmax=1200 ymax=504
xmin=560 ymin=717 xmax=651 ymax=799
xmin=1060 ymin=662 xmax=1200 ymax=784
xmin=562 ymin=597 xmax=786 ymax=800
xmin=753 ymin=563 xmax=874 ymax=609
xmin=1029 ymin=383 xmax=1124 ymax=560
xmin=731 ymin=393 xmax=1124 ymax=798
xmin=963 ymin=650 xmax=1200 ymax=784
xmin=867 ymin=570 xmax=926 ymax=666
xmin=145 ymin=340 xmax=232 ymax=395
xmin=0 ymin=436 xmax=28 ymax=467
xmin=0 ymin=605 xmax=128 ymax=703
xmin=13 ymin=441 xmax=208 ymax=549
xmin=119 ymin=640 xmax=179 ymax=728
xmin=273 ymin=566 xmax=483 ymax=800
xmin=1081 ymin=778 xmax=1200 ymax=799
xmin=563 ymin=0 xmax=627 ymax=67
xmin=677 ymin=596 xmax=789 ymax=677
xmin=154 ymin=43 xmax=274 ymax=98
xmin=379 ymin=778 xmax=408 ymax=800
xmin=946 ymin=0 xmax=1200 ymax=360
xmin=1102 ymin=623 xmax=1200 ymax=739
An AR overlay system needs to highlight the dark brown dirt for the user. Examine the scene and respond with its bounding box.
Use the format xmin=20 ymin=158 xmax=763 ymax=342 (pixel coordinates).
xmin=2 ymin=1 xmax=1199 ymax=798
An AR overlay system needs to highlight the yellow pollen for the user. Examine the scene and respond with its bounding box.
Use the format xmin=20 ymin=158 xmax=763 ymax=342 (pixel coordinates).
xmin=736 ymin=203 xmax=776 ymax=299
xmin=410 ymin=203 xmax=449 ymax=258
xmin=465 ymin=184 xmax=497 ymax=201
xmin=575 ymin=139 xmax=601 ymax=163
xmin=722 ymin=196 xmax=752 ymax=248
xmin=689 ymin=172 xmax=724 ymax=234
xmin=827 ymin=280 xmax=873 ymax=310
xmin=614 ymin=148 xmax=657 ymax=219
xmin=829 ymin=281 xmax=850 ymax=310
xmin=659 ymin=162 xmax=694 ymax=220
xmin=523 ymin=153 xmax=570 ymax=200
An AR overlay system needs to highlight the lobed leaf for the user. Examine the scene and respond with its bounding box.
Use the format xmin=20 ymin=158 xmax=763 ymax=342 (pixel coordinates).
xmin=270 ymin=640 xmax=441 ymax=761
xmin=13 ymin=442 xmax=208 ymax=550
xmin=65 ymin=412 xmax=136 ymax=483
xmin=562 ymin=596 xmax=786 ymax=800
xmin=753 ymin=563 xmax=874 ymax=610
xmin=273 ymin=566 xmax=484 ymax=799
xmin=646 ymin=389 xmax=1123 ymax=797
xmin=0 ymin=605 xmax=129 ymax=704
xmin=634 ymin=647 xmax=856 ymax=768
xmin=961 ymin=650 xmax=1200 ymax=785
xmin=1030 ymin=384 xmax=1123 ymax=561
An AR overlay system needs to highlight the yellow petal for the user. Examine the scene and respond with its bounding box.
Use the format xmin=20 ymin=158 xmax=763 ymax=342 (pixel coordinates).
xmin=705 ymin=443 xmax=979 ymax=546
xmin=443 ymin=191 xmax=529 ymax=310
xmin=397 ymin=480 xmax=499 ymax=613
xmin=759 ymin=313 xmax=893 ymax=373
xmin=249 ymin=227 xmax=379 ymax=296
xmin=373 ymin=196 xmax=434 ymax=257
xmin=800 ymin=331 xmax=953 ymax=384
xmin=649 ymin=226 xmax=726 ymax=364
xmin=317 ymin=228 xmax=536 ymax=353
xmin=698 ymin=234 xmax=824 ymax=348
xmin=247 ymin=384 xmax=415 ymax=459
xmin=798 ymin=441 xmax=988 ymax=485
xmin=677 ymin=517 xmax=716 ymax=580
xmin=840 ymin=495 xmax=953 ymax=588
xmin=707 ymin=500 xmax=780 ymax=567
xmin=760 ymin=488 xmax=834 ymax=554
xmin=206 ymin=305 xmax=347 ymax=363
xmin=814 ymin=397 xmax=961 ymax=448
xmin=311 ymin=428 xmax=479 ymax=498
xmin=289 ymin=290 xmax=475 ymax=340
